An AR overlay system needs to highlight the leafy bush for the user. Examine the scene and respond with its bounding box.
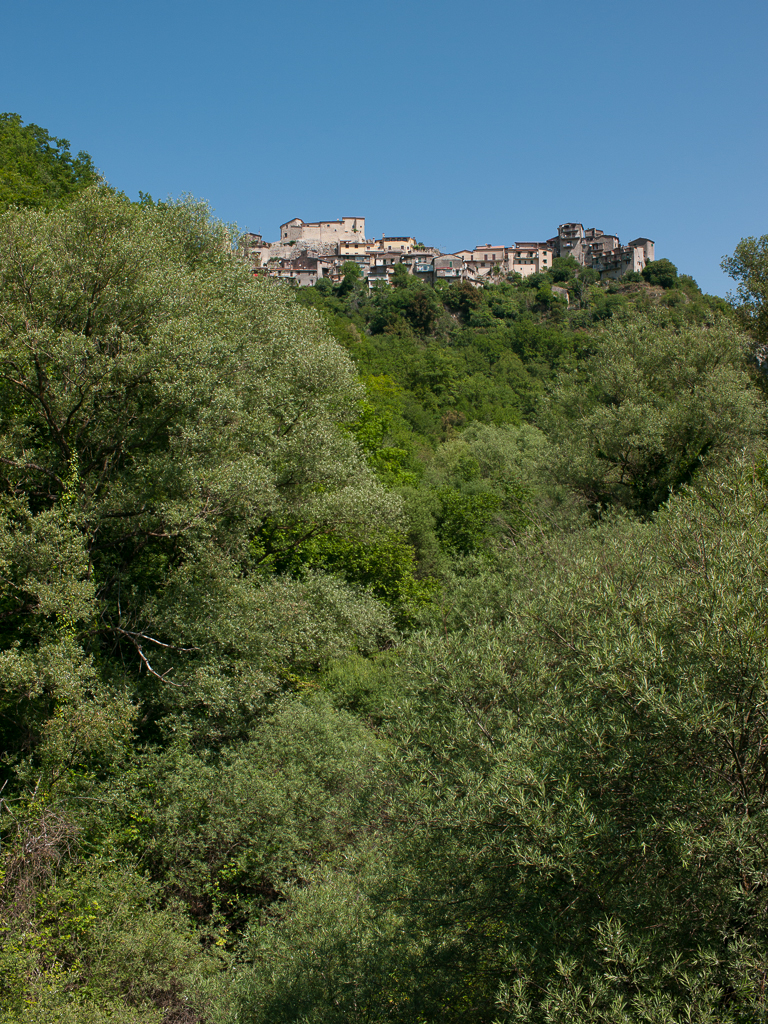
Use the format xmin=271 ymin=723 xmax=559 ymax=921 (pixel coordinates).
xmin=642 ymin=257 xmax=679 ymax=288
xmin=550 ymin=255 xmax=580 ymax=282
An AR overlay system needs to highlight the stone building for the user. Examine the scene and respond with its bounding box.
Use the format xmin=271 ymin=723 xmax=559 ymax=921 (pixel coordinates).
xmin=434 ymin=254 xmax=465 ymax=281
xmin=366 ymin=251 xmax=404 ymax=288
xmin=401 ymin=252 xmax=436 ymax=282
xmin=338 ymin=252 xmax=372 ymax=276
xmin=507 ymin=243 xmax=554 ymax=277
xmin=339 ymin=238 xmax=376 ymax=256
xmin=254 ymin=212 xmax=657 ymax=289
xmin=258 ymin=252 xmax=334 ymax=287
xmin=375 ymin=236 xmax=416 ymax=252
xmin=591 ymin=239 xmax=655 ymax=280
xmin=627 ymin=237 xmax=655 ymax=264
xmin=454 ymin=244 xmax=506 ymax=279
xmin=584 ymin=229 xmax=620 ymax=262
xmin=561 ymin=229 xmax=621 ymax=266
xmin=279 ymin=216 xmax=366 ymax=244
xmin=557 ymin=223 xmax=585 ymax=259
xmin=554 ymin=222 xmax=655 ymax=279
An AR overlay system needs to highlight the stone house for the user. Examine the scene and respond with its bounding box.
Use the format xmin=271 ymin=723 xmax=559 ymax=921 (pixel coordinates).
xmin=339 ymin=238 xmax=376 ymax=256
xmin=592 ymin=241 xmax=654 ymax=280
xmin=261 ymin=253 xmax=334 ymax=287
xmin=401 ymin=252 xmax=435 ymax=282
xmin=374 ymin=236 xmax=416 ymax=252
xmin=554 ymin=223 xmax=655 ymax=278
xmin=507 ymin=243 xmax=554 ymax=277
xmin=434 ymin=254 xmax=465 ymax=281
xmin=279 ymin=216 xmax=366 ymax=244
xmin=366 ymin=251 xmax=403 ymax=288
xmin=628 ymin=237 xmax=655 ymax=264
xmin=459 ymin=244 xmax=506 ymax=279
xmin=557 ymin=223 xmax=585 ymax=259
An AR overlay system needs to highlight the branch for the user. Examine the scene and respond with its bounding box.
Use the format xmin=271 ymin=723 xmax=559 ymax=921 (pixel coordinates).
xmin=114 ymin=626 xmax=199 ymax=653
xmin=0 ymin=456 xmax=64 ymax=486
xmin=112 ymin=627 xmax=199 ymax=686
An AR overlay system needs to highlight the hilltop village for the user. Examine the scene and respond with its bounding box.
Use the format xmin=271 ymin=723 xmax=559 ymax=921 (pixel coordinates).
xmin=242 ymin=215 xmax=656 ymax=288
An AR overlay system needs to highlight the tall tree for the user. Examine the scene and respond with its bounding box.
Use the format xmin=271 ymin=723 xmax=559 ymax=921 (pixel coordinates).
xmin=0 ymin=185 xmax=406 ymax=1021
xmin=0 ymin=186 xmax=402 ymax=775
xmin=0 ymin=113 xmax=99 ymax=211
xmin=722 ymin=234 xmax=768 ymax=349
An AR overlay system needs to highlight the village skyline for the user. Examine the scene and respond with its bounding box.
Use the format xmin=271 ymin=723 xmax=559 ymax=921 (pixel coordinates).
xmin=242 ymin=215 xmax=656 ymax=289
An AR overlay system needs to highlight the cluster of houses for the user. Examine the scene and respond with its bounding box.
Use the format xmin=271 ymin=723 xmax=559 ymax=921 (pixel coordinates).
xmin=241 ymin=216 xmax=655 ymax=289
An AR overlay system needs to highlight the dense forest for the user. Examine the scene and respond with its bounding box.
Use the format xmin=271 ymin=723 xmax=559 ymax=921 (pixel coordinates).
xmin=2 ymin=113 xmax=768 ymax=1023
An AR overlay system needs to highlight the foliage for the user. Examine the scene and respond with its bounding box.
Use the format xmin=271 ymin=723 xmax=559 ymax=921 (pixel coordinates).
xmin=578 ymin=266 xmax=600 ymax=284
xmin=0 ymin=186 xmax=403 ymax=1017
xmin=337 ymin=261 xmax=362 ymax=297
xmin=543 ymin=311 xmax=764 ymax=513
xmin=550 ymin=255 xmax=580 ymax=282
xmin=0 ymin=113 xmax=99 ymax=211
xmin=4 ymin=118 xmax=767 ymax=1024
xmin=0 ymin=188 xmax=404 ymax=756
xmin=90 ymin=698 xmax=387 ymax=935
xmin=722 ymin=234 xmax=768 ymax=347
xmin=0 ymin=810 xmax=209 ymax=1022
xmin=642 ymin=257 xmax=679 ymax=288
xmin=234 ymin=458 xmax=768 ymax=1023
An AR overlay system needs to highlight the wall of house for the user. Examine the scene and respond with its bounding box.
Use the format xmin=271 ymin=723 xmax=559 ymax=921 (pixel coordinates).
xmin=558 ymin=223 xmax=585 ymax=260
xmin=508 ymin=245 xmax=554 ymax=276
xmin=280 ymin=217 xmax=366 ymax=243
xmin=376 ymin=236 xmax=416 ymax=252
xmin=628 ymin=238 xmax=655 ymax=262
xmin=339 ymin=239 xmax=375 ymax=255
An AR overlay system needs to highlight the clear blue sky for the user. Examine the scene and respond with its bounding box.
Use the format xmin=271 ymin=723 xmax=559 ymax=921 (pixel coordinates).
xmin=2 ymin=0 xmax=766 ymax=295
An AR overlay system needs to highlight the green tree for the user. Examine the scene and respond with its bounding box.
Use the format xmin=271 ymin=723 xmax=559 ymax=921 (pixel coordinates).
xmin=0 ymin=113 xmax=99 ymax=211
xmin=722 ymin=234 xmax=768 ymax=347
xmin=443 ymin=279 xmax=482 ymax=321
xmin=579 ymin=265 xmax=600 ymax=284
xmin=550 ymin=255 xmax=580 ymax=282
xmin=544 ymin=311 xmax=764 ymax=513
xmin=392 ymin=263 xmax=410 ymax=289
xmin=0 ymin=185 xmax=408 ymax=1020
xmin=337 ymin=260 xmax=362 ymax=297
xmin=0 ymin=187 xmax=402 ymax=766
xmin=641 ymin=257 xmax=678 ymax=288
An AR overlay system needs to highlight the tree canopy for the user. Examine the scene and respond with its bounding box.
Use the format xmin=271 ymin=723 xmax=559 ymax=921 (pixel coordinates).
xmin=641 ymin=257 xmax=679 ymax=288
xmin=722 ymin=233 xmax=768 ymax=349
xmin=0 ymin=112 xmax=99 ymax=211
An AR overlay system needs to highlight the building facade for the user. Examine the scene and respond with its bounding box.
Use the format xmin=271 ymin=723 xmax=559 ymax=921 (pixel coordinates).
xmin=508 ymin=243 xmax=554 ymax=277
xmin=251 ymin=214 xmax=657 ymax=288
xmin=279 ymin=216 xmax=366 ymax=243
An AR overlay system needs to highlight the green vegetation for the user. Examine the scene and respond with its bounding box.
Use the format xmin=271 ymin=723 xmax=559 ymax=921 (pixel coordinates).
xmin=0 ymin=113 xmax=99 ymax=211
xmin=722 ymin=234 xmax=768 ymax=348
xmin=2 ymin=115 xmax=768 ymax=1023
